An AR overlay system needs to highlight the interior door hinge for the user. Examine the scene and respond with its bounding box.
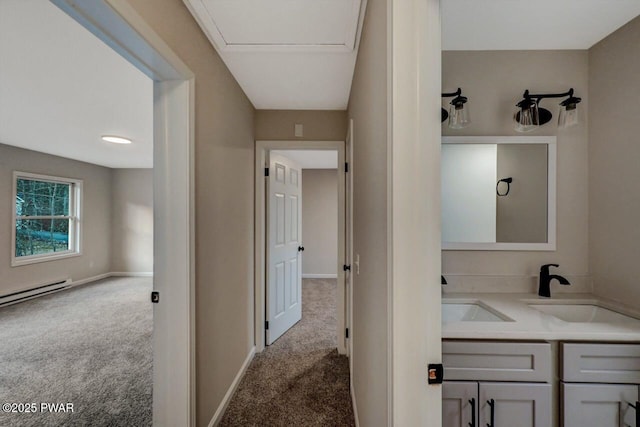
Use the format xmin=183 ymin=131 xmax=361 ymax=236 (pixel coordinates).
xmin=265 ymin=321 xmax=269 ymax=330
xmin=264 ymin=167 xmax=269 ymax=177
xmin=345 ymin=162 xmax=349 ymax=173
xmin=345 ymin=328 xmax=349 ymax=339
xmin=343 ymin=264 xmax=351 ymax=272
xmin=150 ymin=291 xmax=159 ymax=303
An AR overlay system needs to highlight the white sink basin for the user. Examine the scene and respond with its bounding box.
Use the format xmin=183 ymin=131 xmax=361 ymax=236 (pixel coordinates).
xmin=529 ymin=304 xmax=640 ymax=323
xmin=442 ymin=302 xmax=511 ymax=323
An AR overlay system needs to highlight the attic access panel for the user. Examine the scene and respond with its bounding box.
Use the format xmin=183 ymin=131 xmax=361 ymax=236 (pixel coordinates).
xmin=190 ymin=0 xmax=362 ymax=50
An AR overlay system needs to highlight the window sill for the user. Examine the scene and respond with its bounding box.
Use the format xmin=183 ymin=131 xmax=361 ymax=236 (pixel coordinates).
xmin=11 ymin=251 xmax=82 ymax=267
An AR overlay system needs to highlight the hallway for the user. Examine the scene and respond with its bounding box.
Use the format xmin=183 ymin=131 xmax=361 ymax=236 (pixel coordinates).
xmin=220 ymin=279 xmax=354 ymax=426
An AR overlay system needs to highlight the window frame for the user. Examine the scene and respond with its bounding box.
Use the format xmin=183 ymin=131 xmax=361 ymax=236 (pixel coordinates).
xmin=11 ymin=171 xmax=83 ymax=266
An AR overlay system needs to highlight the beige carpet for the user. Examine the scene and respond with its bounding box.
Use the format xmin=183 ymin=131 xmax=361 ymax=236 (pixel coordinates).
xmin=219 ymin=278 xmax=354 ymax=426
xmin=0 ymin=277 xmax=152 ymax=427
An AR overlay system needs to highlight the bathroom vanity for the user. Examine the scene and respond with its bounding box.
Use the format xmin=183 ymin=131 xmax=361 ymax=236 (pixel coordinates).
xmin=441 ymin=295 xmax=640 ymax=427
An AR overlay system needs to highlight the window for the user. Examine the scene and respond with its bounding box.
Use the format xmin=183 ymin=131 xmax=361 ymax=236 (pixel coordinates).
xmin=12 ymin=172 xmax=82 ymax=266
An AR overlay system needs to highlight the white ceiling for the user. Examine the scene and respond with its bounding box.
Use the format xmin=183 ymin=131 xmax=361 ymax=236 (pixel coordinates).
xmin=272 ymin=150 xmax=338 ymax=169
xmin=183 ymin=0 xmax=366 ymax=110
xmin=442 ymin=1 xmax=640 ymax=50
xmin=0 ymin=0 xmax=153 ymax=169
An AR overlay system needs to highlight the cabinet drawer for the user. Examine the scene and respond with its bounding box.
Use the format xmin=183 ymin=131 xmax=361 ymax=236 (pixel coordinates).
xmin=443 ymin=341 xmax=552 ymax=382
xmin=561 ymin=343 xmax=640 ymax=383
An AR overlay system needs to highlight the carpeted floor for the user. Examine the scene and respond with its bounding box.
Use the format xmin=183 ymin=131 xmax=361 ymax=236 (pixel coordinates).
xmin=0 ymin=277 xmax=152 ymax=427
xmin=219 ymin=278 xmax=354 ymax=426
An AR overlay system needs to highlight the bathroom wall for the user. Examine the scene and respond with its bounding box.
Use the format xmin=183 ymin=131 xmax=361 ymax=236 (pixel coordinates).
xmin=442 ymin=50 xmax=590 ymax=293
xmin=589 ymin=16 xmax=640 ymax=305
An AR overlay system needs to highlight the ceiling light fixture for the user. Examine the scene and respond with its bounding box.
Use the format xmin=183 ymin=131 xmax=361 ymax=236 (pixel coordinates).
xmin=101 ymin=135 xmax=132 ymax=144
xmin=442 ymin=88 xmax=471 ymax=129
xmin=514 ymin=88 xmax=582 ymax=132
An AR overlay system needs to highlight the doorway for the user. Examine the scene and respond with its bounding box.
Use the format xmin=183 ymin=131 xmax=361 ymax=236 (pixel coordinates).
xmin=255 ymin=141 xmax=348 ymax=355
xmin=52 ymin=1 xmax=195 ymax=425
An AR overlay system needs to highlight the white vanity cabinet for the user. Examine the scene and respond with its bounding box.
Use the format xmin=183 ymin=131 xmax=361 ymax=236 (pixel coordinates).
xmin=444 ymin=381 xmax=551 ymax=427
xmin=443 ymin=341 xmax=553 ymax=427
xmin=560 ymin=343 xmax=640 ymax=427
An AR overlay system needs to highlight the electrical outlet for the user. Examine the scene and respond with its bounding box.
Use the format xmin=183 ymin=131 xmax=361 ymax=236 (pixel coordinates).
xmin=294 ymin=123 xmax=303 ymax=137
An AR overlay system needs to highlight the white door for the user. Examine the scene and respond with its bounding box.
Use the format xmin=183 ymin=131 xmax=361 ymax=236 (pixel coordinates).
xmin=443 ymin=382 xmax=477 ymax=427
xmin=479 ymin=382 xmax=551 ymax=427
xmin=266 ymin=153 xmax=303 ymax=345
xmin=563 ymin=383 xmax=638 ymax=427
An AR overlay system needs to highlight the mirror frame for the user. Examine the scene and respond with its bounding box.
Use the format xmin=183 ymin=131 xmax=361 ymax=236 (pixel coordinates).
xmin=442 ymin=136 xmax=557 ymax=251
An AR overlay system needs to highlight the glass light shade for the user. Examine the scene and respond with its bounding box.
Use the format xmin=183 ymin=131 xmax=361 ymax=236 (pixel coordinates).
xmin=514 ymin=102 xmax=539 ymax=133
xmin=558 ymin=104 xmax=579 ymax=129
xmin=448 ymin=103 xmax=471 ymax=129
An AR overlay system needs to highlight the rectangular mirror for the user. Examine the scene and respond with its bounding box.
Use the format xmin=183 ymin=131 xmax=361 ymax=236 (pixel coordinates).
xmin=442 ymin=136 xmax=556 ymax=251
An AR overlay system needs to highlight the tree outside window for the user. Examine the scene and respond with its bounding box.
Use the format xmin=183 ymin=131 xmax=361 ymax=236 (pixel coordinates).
xmin=13 ymin=173 xmax=82 ymax=265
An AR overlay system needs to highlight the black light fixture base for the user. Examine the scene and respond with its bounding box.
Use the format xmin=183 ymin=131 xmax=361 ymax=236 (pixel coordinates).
xmin=441 ymin=108 xmax=449 ymax=123
xmin=514 ymin=107 xmax=553 ymax=127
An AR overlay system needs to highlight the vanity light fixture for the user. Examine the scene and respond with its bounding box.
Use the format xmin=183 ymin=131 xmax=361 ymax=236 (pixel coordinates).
xmin=514 ymin=88 xmax=582 ymax=132
xmin=442 ymin=88 xmax=471 ymax=129
xmin=101 ymin=135 xmax=132 ymax=144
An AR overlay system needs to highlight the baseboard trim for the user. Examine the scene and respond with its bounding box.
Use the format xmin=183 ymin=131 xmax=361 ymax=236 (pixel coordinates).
xmin=208 ymin=346 xmax=256 ymax=427
xmin=2 ymin=273 xmax=154 ymax=307
xmin=351 ymin=381 xmax=359 ymax=427
xmin=70 ymin=273 xmax=112 ymax=287
xmin=302 ymin=274 xmax=338 ymax=279
xmin=110 ymin=271 xmax=154 ymax=277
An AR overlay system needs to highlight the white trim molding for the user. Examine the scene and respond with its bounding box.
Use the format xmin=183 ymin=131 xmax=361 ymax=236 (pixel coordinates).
xmin=207 ymin=347 xmax=256 ymax=427
xmin=51 ymin=1 xmax=196 ymax=425
xmin=110 ymin=271 xmax=154 ymax=277
xmin=302 ymin=273 xmax=338 ymax=279
xmin=255 ymin=140 xmax=347 ymax=355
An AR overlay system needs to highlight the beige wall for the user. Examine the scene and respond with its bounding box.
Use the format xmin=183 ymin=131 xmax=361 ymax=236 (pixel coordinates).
xmin=347 ymin=0 xmax=389 ymax=423
xmin=589 ymin=16 xmax=640 ymax=304
xmin=255 ymin=110 xmax=347 ymax=140
xmin=125 ymin=1 xmax=256 ymax=425
xmin=442 ymin=51 xmax=590 ymax=291
xmin=0 ymin=143 xmax=111 ymax=295
xmin=111 ymin=169 xmax=153 ymax=273
xmin=496 ymin=144 xmax=548 ymax=243
xmin=301 ymin=169 xmax=337 ymax=276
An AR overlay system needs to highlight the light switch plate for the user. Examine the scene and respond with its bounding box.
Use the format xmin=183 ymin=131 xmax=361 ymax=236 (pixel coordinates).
xmin=294 ymin=123 xmax=303 ymax=137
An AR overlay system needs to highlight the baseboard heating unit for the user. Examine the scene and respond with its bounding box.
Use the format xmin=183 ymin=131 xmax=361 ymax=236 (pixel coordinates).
xmin=0 ymin=280 xmax=70 ymax=307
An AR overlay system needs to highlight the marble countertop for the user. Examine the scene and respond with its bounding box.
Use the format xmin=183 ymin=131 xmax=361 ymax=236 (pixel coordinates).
xmin=442 ymin=293 xmax=640 ymax=342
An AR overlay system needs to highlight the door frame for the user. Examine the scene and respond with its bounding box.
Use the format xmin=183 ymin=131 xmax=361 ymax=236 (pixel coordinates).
xmin=255 ymin=140 xmax=348 ymax=354
xmin=51 ymin=1 xmax=195 ymax=425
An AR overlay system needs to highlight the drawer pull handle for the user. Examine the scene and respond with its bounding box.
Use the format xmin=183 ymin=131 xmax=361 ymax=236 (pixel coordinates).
xmin=486 ymin=399 xmax=495 ymax=427
xmin=468 ymin=398 xmax=476 ymax=427
xmin=626 ymin=401 xmax=639 ymax=427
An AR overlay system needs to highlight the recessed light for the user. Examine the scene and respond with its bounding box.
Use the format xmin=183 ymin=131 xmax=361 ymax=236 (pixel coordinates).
xmin=101 ymin=135 xmax=132 ymax=144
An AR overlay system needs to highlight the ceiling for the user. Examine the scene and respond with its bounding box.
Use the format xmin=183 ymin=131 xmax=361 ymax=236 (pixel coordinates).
xmin=3 ymin=1 xmax=639 ymax=169
xmin=0 ymin=0 xmax=153 ymax=169
xmin=272 ymin=150 xmax=338 ymax=169
xmin=183 ymin=0 xmax=366 ymax=110
xmin=442 ymin=1 xmax=640 ymax=50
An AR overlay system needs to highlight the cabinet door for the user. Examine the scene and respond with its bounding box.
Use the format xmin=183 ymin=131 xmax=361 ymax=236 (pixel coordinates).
xmin=563 ymin=383 xmax=639 ymax=427
xmin=443 ymin=382 xmax=477 ymax=427
xmin=479 ymin=382 xmax=551 ymax=427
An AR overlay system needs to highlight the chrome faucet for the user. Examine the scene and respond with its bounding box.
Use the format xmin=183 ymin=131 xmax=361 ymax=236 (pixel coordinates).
xmin=538 ymin=264 xmax=570 ymax=297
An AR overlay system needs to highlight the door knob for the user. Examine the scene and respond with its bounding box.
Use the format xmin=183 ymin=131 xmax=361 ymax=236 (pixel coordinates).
xmin=298 ymin=246 xmax=305 ymax=252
